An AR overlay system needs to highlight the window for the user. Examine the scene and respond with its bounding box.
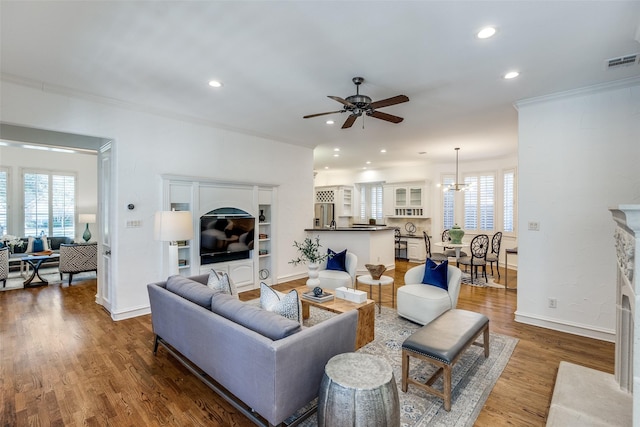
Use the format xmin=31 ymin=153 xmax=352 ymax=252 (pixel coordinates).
xmin=441 ymin=175 xmax=455 ymax=229
xmin=358 ymin=182 xmax=383 ymax=222
xmin=464 ymin=174 xmax=495 ymax=231
xmin=23 ymin=171 xmax=75 ymax=238
xmin=0 ymin=168 xmax=8 ymax=236
xmin=503 ymin=170 xmax=516 ymax=232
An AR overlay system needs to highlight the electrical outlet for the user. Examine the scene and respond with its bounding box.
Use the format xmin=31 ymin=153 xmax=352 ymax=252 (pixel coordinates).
xmin=528 ymin=221 xmax=540 ymax=231
xmin=548 ymin=298 xmax=557 ymax=309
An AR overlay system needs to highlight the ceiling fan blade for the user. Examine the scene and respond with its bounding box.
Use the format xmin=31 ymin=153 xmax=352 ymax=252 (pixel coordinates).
xmin=369 ymin=110 xmax=404 ymax=124
xmin=328 ymin=96 xmax=355 ymax=108
xmin=342 ymin=114 xmax=358 ymax=129
xmin=369 ymin=95 xmax=409 ymax=109
xmin=303 ymin=110 xmax=344 ymax=119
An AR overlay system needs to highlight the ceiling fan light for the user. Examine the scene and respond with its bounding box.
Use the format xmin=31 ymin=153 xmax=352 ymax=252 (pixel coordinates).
xmin=504 ymin=71 xmax=520 ymax=79
xmin=208 ymin=80 xmax=223 ymax=88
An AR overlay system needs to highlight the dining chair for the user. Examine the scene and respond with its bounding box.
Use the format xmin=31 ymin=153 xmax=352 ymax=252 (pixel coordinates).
xmin=423 ymin=231 xmax=448 ymax=263
xmin=395 ymin=228 xmax=408 ymax=260
xmin=486 ymin=232 xmax=503 ymax=279
xmin=457 ymin=234 xmax=490 ymax=282
xmin=442 ymin=229 xmax=467 ymax=258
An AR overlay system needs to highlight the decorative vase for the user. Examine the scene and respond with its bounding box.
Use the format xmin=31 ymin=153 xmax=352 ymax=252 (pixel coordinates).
xmin=83 ymin=223 xmax=92 ymax=242
xmin=259 ymin=210 xmax=266 ymax=222
xmin=307 ymin=262 xmax=321 ymax=287
xmin=365 ymin=264 xmax=387 ymax=280
xmin=449 ymin=224 xmax=465 ymax=244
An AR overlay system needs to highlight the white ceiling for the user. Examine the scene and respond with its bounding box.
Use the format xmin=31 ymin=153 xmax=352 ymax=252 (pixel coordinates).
xmin=2 ymin=1 xmax=639 ymax=170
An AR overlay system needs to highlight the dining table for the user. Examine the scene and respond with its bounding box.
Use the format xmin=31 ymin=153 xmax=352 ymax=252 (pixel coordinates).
xmin=433 ymin=241 xmax=467 ymax=261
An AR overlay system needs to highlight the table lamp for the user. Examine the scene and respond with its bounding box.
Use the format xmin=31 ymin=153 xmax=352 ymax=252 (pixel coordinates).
xmin=78 ymin=214 xmax=96 ymax=242
xmin=154 ymin=210 xmax=194 ymax=276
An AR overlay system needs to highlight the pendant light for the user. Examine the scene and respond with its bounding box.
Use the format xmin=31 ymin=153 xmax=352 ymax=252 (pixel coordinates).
xmin=442 ymin=148 xmax=470 ymax=192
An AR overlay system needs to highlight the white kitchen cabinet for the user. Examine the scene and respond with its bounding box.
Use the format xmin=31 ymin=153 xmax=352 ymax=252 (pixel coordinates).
xmin=384 ymin=182 xmax=429 ymax=218
xmin=406 ymin=237 xmax=426 ymax=262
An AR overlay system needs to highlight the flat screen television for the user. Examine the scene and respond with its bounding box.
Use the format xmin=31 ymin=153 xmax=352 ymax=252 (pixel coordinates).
xmin=200 ymin=208 xmax=255 ymax=265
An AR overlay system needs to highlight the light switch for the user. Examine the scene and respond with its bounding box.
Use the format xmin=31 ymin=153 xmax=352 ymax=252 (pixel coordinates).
xmin=528 ymin=221 xmax=540 ymax=231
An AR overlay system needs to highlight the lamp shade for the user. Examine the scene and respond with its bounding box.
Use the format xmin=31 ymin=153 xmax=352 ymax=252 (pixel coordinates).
xmin=79 ymin=213 xmax=96 ymax=224
xmin=154 ymin=211 xmax=194 ymax=242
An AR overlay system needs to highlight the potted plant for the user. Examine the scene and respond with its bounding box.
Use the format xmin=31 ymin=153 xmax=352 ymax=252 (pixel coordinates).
xmin=290 ymin=236 xmax=331 ymax=287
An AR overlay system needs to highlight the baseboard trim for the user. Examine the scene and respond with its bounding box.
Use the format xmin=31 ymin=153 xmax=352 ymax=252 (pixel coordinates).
xmin=110 ymin=305 xmax=151 ymax=321
xmin=514 ymin=311 xmax=615 ymax=342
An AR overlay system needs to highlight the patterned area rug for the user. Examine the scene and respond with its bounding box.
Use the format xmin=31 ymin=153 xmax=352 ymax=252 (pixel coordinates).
xmin=460 ymin=271 xmax=506 ymax=289
xmin=292 ymin=305 xmax=518 ymax=427
xmin=1 ymin=267 xmax=96 ymax=291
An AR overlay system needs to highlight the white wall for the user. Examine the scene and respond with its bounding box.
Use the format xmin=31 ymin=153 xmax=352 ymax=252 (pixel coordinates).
xmin=515 ymin=78 xmax=640 ymax=341
xmin=1 ymin=79 xmax=314 ymax=319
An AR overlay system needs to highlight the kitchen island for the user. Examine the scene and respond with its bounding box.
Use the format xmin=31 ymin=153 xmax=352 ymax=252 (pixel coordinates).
xmin=304 ymin=227 xmax=395 ymax=274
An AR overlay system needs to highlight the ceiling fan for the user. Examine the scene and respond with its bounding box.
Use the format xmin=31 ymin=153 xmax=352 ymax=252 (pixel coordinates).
xmin=303 ymin=77 xmax=409 ymax=129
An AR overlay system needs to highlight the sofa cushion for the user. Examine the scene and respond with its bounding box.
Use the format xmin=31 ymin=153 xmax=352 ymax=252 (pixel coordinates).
xmin=206 ymin=269 xmax=237 ymax=296
xmin=166 ymin=275 xmax=216 ymax=309
xmin=422 ymin=258 xmax=448 ymax=290
xmin=210 ymin=293 xmax=302 ymax=340
xmin=260 ymin=282 xmax=302 ymax=324
xmin=326 ymin=248 xmax=347 ymax=272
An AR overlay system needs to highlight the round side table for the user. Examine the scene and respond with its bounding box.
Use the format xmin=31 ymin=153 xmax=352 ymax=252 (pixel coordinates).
xmin=357 ymin=274 xmax=394 ymax=313
xmin=318 ymin=352 xmax=400 ymax=427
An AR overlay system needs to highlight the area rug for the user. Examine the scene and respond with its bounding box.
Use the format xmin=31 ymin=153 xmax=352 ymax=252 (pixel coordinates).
xmin=289 ymin=305 xmax=518 ymax=427
xmin=1 ymin=267 xmax=96 ymax=291
xmin=460 ymin=271 xmax=506 ymax=289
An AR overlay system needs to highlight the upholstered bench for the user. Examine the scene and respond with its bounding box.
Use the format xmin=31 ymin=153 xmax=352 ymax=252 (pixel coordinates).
xmin=401 ymin=309 xmax=489 ymax=411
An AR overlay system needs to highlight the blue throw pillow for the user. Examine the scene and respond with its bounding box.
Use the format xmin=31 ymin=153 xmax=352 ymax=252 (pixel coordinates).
xmin=33 ymin=238 xmax=44 ymax=252
xmin=421 ymin=258 xmax=448 ymax=290
xmin=326 ymin=248 xmax=347 ymax=272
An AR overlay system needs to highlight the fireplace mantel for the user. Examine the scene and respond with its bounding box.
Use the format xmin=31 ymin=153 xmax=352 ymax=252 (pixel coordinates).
xmin=610 ymin=205 xmax=639 ymax=427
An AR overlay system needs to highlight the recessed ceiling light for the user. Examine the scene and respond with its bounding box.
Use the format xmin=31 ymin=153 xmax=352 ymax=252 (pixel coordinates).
xmin=366 ymin=161 xmax=371 ymax=164
xmin=362 ymin=167 xmax=367 ymax=170
xmin=326 ymin=120 xmax=334 ymax=125
xmin=334 ymin=148 xmax=340 ymax=152
xmin=324 ymin=166 xmax=329 ymax=169
xmin=504 ymin=71 xmax=520 ymax=79
xmin=333 ymin=154 xmax=339 ymax=157
xmin=380 ymin=149 xmax=387 ymax=153
xmin=208 ymin=80 xmax=223 ymax=88
xmin=477 ymin=27 xmax=496 ymax=39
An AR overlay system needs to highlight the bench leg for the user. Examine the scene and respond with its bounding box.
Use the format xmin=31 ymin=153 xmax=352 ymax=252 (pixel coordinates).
xmin=443 ymin=365 xmax=452 ymax=411
xmin=483 ymin=324 xmax=490 ymax=358
xmin=401 ymin=350 xmax=409 ymax=392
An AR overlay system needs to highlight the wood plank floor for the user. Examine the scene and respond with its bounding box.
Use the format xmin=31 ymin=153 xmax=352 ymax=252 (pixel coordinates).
xmin=0 ymin=261 xmax=614 ymax=426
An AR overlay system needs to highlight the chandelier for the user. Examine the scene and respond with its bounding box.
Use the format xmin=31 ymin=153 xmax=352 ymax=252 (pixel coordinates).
xmin=441 ymin=147 xmax=470 ymax=192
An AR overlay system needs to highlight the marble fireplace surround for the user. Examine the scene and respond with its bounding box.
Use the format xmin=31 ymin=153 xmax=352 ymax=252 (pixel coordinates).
xmin=547 ymin=206 xmax=637 ymax=427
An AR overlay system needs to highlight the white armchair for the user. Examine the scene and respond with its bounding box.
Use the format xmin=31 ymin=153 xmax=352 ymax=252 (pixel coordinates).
xmin=311 ymin=252 xmax=358 ymax=290
xmin=397 ymin=263 xmax=462 ymax=325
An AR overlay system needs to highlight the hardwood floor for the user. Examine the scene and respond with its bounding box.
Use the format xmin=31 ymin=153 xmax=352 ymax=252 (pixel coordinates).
xmin=0 ymin=262 xmax=614 ymax=426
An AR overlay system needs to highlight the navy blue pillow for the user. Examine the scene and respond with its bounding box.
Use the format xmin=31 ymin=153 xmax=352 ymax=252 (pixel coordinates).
xmin=421 ymin=258 xmax=448 ymax=290
xmin=326 ymin=248 xmax=347 ymax=272
xmin=33 ymin=238 xmax=44 ymax=252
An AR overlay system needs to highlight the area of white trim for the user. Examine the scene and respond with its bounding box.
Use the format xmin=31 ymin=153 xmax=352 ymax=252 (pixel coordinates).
xmin=515 ymin=310 xmax=615 ymax=342
xmin=110 ymin=305 xmax=151 ymax=321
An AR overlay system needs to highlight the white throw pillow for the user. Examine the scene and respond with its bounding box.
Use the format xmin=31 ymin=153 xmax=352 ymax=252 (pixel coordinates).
xmin=260 ymin=282 xmax=302 ymax=324
xmin=207 ymin=269 xmax=237 ymax=296
xmin=26 ymin=236 xmax=50 ymax=253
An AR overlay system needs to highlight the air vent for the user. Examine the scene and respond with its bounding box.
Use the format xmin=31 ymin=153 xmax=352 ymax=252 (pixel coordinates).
xmin=606 ymin=53 xmax=639 ymax=69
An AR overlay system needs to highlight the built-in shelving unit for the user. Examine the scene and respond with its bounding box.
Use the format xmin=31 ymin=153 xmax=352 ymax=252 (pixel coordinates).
xmin=258 ymin=202 xmax=273 ymax=285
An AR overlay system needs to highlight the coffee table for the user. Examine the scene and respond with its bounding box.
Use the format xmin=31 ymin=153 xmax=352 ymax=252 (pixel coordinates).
xmin=295 ymin=285 xmax=375 ymax=350
xmin=23 ymin=254 xmax=60 ymax=287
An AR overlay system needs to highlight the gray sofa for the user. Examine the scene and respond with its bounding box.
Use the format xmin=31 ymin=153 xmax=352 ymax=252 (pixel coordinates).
xmin=147 ymin=274 xmax=358 ymax=427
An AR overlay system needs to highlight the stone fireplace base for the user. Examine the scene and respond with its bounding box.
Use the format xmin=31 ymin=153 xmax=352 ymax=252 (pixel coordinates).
xmin=547 ymin=362 xmax=632 ymax=426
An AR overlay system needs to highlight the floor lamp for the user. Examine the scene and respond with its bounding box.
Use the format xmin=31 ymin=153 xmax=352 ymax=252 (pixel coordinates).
xmin=154 ymin=210 xmax=194 ymax=276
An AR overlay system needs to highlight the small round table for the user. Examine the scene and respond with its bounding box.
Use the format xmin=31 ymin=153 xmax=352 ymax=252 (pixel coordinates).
xmin=357 ymin=274 xmax=394 ymax=313
xmin=318 ymin=352 xmax=400 ymax=427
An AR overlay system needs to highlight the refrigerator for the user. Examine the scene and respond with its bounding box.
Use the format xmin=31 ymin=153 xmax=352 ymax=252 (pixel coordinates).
xmin=314 ymin=203 xmax=335 ymax=228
